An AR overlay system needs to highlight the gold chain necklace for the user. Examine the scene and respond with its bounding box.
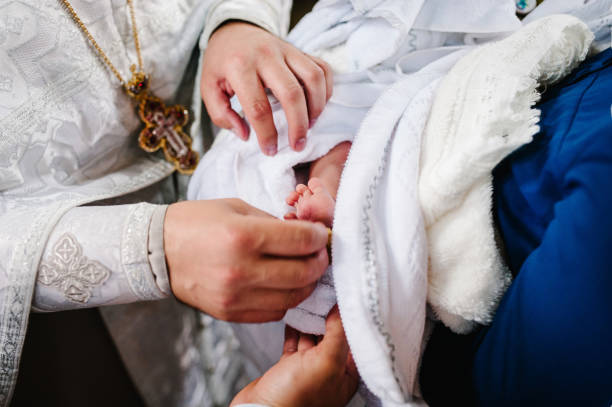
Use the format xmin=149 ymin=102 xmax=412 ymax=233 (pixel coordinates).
xmin=60 ymin=0 xmax=199 ymax=174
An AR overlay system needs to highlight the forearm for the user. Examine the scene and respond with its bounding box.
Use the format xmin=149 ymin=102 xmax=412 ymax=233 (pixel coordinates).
xmin=33 ymin=203 xmax=171 ymax=312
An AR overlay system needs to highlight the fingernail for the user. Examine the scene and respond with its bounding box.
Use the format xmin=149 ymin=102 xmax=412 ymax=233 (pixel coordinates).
xmin=264 ymin=144 xmax=277 ymax=156
xmin=295 ymin=137 xmax=307 ymax=151
xmin=309 ymin=118 xmax=317 ymax=129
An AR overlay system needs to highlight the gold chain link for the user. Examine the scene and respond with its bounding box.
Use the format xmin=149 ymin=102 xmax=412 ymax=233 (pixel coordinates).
xmin=126 ymin=0 xmax=144 ymax=71
xmin=59 ymin=0 xmax=144 ymax=87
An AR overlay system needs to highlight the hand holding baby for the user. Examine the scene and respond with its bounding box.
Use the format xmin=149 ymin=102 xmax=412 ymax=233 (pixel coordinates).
xmin=231 ymin=306 xmax=359 ymax=407
xmin=163 ymin=199 xmax=330 ymax=322
xmin=202 ymin=21 xmax=333 ymax=156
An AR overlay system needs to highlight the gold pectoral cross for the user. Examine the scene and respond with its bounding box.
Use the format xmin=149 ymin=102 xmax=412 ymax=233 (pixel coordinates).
xmin=127 ymin=68 xmax=199 ymax=174
xmin=60 ymin=1 xmax=199 ymax=174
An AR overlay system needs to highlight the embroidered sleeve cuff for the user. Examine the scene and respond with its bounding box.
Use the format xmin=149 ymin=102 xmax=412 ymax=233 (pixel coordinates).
xmin=121 ymin=203 xmax=169 ymax=301
xmin=199 ymin=0 xmax=291 ymax=51
xmin=32 ymin=203 xmax=169 ymax=312
xmin=148 ymin=204 xmax=171 ymax=296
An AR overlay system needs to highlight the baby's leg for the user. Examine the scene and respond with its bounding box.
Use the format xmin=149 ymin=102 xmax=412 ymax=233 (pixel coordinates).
xmin=286 ymin=141 xmax=351 ymax=227
xmin=309 ymin=141 xmax=352 ymax=200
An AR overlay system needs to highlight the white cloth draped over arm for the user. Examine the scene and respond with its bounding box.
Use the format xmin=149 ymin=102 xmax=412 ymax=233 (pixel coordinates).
xmin=32 ymin=204 xmax=171 ymax=312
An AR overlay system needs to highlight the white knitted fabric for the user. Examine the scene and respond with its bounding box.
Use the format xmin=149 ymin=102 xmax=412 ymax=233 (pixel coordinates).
xmin=420 ymin=14 xmax=593 ymax=333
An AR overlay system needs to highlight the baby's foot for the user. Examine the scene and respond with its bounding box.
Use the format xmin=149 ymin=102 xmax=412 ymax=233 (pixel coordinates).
xmin=285 ymin=178 xmax=335 ymax=227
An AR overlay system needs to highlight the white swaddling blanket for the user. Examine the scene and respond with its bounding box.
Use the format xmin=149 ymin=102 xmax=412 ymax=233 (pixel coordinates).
xmin=334 ymin=14 xmax=592 ymax=405
xmin=188 ymin=1 xmax=598 ymax=405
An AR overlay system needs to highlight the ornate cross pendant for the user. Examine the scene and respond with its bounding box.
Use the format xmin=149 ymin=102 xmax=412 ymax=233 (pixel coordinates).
xmin=126 ymin=69 xmax=199 ymax=174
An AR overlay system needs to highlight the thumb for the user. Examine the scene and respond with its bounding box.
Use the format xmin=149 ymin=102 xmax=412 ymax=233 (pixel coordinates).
xmin=319 ymin=306 xmax=350 ymax=365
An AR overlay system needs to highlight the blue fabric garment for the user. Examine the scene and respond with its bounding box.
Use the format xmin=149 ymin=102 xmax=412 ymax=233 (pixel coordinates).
xmin=421 ymin=48 xmax=612 ymax=406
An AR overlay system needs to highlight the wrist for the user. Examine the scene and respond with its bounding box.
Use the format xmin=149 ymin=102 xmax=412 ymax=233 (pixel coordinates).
xmin=231 ymin=381 xmax=272 ymax=407
xmin=210 ymin=19 xmax=260 ymax=39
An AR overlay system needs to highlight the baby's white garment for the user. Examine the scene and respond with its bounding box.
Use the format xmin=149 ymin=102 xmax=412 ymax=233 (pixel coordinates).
xmin=283 ymin=267 xmax=336 ymax=334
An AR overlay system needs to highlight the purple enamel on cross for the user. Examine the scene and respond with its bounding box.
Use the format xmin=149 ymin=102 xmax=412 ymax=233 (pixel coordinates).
xmin=128 ymin=71 xmax=199 ymax=174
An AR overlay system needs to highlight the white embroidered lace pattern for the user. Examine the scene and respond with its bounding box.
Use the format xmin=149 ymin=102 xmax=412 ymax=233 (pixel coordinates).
xmin=38 ymin=233 xmax=111 ymax=304
xmin=122 ymin=203 xmax=166 ymax=301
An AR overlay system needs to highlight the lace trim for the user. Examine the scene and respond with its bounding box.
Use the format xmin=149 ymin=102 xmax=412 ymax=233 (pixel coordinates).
xmin=361 ymin=138 xmax=406 ymax=396
xmin=38 ymin=233 xmax=111 ymax=304
xmin=0 ymin=207 xmax=56 ymax=406
xmin=121 ymin=203 xmax=165 ymax=301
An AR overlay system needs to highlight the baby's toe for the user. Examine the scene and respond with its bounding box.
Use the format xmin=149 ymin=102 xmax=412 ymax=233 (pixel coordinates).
xmin=296 ymin=201 xmax=312 ymax=221
xmin=301 ymin=188 xmax=313 ymax=199
xmin=296 ymin=184 xmax=308 ymax=194
xmin=307 ymin=177 xmax=326 ymax=194
xmin=286 ymin=191 xmax=300 ymax=205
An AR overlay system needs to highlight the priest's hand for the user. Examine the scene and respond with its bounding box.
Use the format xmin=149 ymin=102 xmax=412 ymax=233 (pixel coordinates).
xmin=201 ymin=21 xmax=333 ymax=156
xmin=163 ymin=199 xmax=329 ymax=322
xmin=230 ymin=306 xmax=359 ymax=407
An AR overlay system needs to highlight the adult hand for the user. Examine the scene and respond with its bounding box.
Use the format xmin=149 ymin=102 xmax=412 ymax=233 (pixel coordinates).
xmin=231 ymin=307 xmax=359 ymax=407
xmin=201 ymin=22 xmax=333 ymax=156
xmin=164 ymin=199 xmax=329 ymax=322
